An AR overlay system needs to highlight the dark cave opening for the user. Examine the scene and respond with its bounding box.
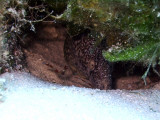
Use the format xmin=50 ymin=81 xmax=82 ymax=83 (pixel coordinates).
xmin=19 ymin=22 xmax=159 ymax=90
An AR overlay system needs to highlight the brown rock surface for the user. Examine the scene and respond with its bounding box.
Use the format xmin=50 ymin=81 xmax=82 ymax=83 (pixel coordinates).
xmin=24 ymin=22 xmax=92 ymax=88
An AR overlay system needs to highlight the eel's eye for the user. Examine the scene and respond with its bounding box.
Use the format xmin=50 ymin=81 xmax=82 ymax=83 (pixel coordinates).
xmin=89 ymin=60 xmax=95 ymax=71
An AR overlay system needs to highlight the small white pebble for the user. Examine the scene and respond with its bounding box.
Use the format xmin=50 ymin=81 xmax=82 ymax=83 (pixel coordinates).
xmin=52 ymin=87 xmax=57 ymax=90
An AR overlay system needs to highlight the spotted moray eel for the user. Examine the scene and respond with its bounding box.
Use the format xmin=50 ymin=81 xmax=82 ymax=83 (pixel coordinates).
xmin=64 ymin=31 xmax=112 ymax=90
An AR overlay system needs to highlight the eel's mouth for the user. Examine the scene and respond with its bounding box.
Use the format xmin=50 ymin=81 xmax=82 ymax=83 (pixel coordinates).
xmin=18 ymin=22 xmax=159 ymax=90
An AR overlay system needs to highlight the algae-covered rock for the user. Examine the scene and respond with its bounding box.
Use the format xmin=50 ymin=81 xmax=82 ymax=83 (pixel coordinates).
xmin=58 ymin=0 xmax=160 ymax=65
xmin=0 ymin=0 xmax=9 ymax=72
xmin=0 ymin=0 xmax=28 ymax=72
